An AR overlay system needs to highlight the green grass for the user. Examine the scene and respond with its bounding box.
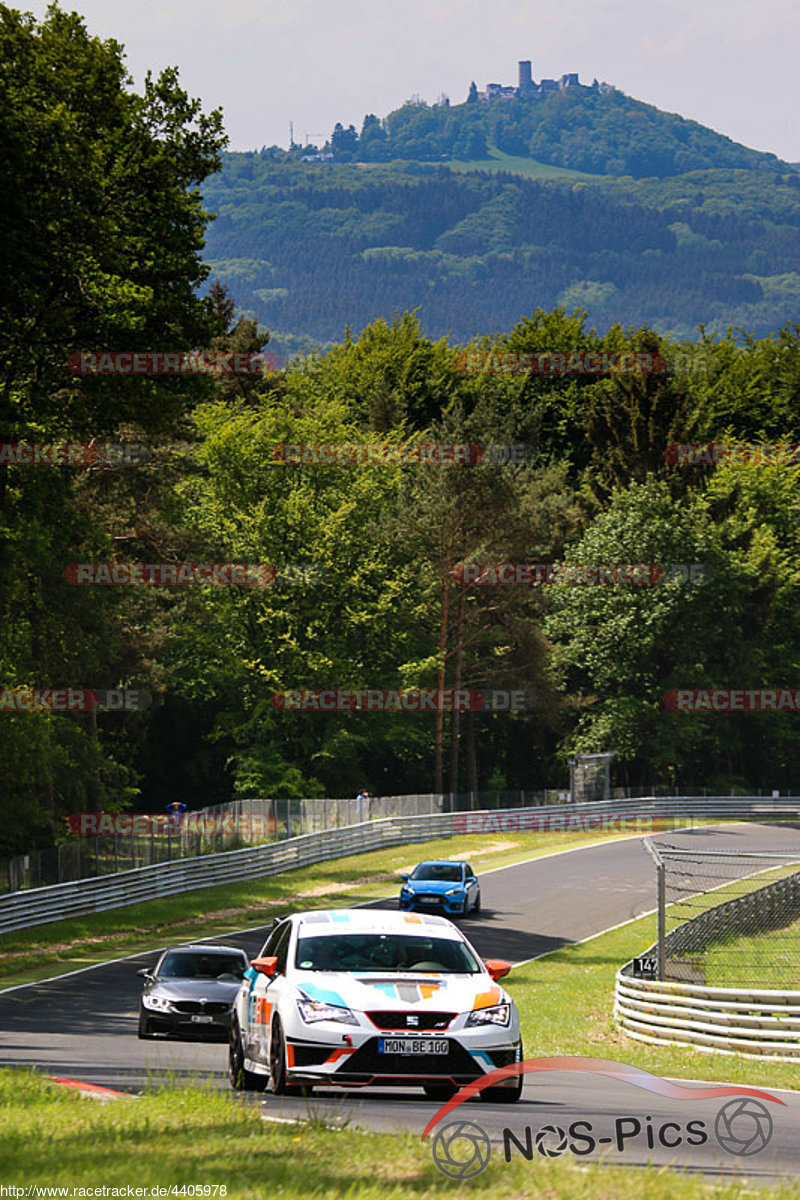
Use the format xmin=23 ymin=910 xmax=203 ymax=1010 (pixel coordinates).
xmin=0 ymin=1069 xmax=794 ymax=1198
xmin=445 ymin=147 xmax=603 ymax=182
xmin=704 ymin=914 xmax=800 ymax=988
xmin=0 ymin=827 xmax=649 ymax=988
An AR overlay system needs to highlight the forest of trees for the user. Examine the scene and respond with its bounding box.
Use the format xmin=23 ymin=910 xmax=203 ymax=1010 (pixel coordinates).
xmin=303 ymin=88 xmax=786 ymax=178
xmin=203 ymin=157 xmax=800 ymax=352
xmin=2 ymin=7 xmax=800 ymax=859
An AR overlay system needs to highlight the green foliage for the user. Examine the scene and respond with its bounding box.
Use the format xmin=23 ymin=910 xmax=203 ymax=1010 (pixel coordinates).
xmin=202 ymin=156 xmax=800 ymax=345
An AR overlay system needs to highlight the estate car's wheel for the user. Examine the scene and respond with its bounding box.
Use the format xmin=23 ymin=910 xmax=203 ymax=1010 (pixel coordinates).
xmin=137 ymin=1007 xmax=153 ymax=1039
xmin=269 ymin=1017 xmax=311 ymax=1096
xmin=423 ymin=1082 xmax=457 ymax=1101
xmin=229 ymin=1014 xmax=266 ymax=1091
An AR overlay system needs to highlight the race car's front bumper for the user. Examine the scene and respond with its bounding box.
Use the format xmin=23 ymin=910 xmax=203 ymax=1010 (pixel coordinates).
xmin=399 ymin=890 xmax=465 ymax=914
xmin=284 ymin=1034 xmax=521 ymax=1088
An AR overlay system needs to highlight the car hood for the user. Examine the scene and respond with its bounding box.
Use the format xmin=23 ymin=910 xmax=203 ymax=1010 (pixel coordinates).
xmin=146 ymin=979 xmax=242 ymax=1001
xmin=294 ymin=970 xmax=507 ymax=1012
xmin=403 ymin=879 xmax=463 ymax=893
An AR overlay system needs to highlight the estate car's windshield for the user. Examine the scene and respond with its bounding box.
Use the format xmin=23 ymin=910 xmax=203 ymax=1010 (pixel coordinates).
xmin=409 ymin=863 xmax=463 ymax=882
xmin=157 ymin=952 xmax=247 ymax=980
xmin=294 ymin=932 xmax=481 ymax=973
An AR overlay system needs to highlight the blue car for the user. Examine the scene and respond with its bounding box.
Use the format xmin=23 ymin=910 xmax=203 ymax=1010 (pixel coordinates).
xmin=399 ymin=860 xmax=481 ymax=917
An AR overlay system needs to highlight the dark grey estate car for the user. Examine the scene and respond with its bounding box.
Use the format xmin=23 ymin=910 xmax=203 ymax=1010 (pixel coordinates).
xmin=137 ymin=944 xmax=249 ymax=1040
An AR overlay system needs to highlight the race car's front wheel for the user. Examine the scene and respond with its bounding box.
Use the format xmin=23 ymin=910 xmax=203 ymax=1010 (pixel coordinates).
xmin=229 ymin=1015 xmax=266 ymax=1091
xmin=269 ymin=1017 xmax=312 ymax=1096
xmin=423 ymin=1082 xmax=456 ymax=1101
xmin=137 ymin=1008 xmax=152 ymax=1039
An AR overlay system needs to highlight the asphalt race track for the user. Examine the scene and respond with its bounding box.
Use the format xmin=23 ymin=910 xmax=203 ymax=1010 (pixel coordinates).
xmin=2 ymin=822 xmax=799 ymax=1182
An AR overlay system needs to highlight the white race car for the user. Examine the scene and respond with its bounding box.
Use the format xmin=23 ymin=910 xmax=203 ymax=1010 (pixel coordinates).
xmin=229 ymin=907 xmax=522 ymax=1101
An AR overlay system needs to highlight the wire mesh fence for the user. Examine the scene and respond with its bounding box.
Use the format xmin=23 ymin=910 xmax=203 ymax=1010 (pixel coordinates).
xmin=0 ymin=788 xmax=570 ymax=892
xmin=650 ymin=841 xmax=800 ymax=987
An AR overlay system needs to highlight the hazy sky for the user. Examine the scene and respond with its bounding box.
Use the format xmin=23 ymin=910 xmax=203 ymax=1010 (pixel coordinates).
xmin=22 ymin=0 xmax=799 ymax=161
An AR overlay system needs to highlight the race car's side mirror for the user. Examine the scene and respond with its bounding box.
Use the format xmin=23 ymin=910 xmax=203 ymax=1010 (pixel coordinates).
xmin=250 ymin=955 xmax=279 ymax=976
xmin=400 ymin=873 xmax=409 ymax=881
xmin=485 ymin=959 xmax=511 ymax=981
xmin=137 ymin=968 xmax=152 ymax=979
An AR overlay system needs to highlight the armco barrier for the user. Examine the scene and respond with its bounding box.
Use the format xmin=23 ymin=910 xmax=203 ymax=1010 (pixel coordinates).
xmin=615 ymin=971 xmax=800 ymax=1059
xmin=1 ymin=795 xmax=799 ymax=935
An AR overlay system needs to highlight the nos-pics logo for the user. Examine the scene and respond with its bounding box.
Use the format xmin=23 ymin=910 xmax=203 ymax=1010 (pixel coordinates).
xmin=424 ymin=1057 xmax=782 ymax=1178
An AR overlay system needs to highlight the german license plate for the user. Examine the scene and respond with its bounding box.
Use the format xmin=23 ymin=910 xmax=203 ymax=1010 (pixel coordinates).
xmin=190 ymin=1014 xmax=214 ymax=1023
xmin=378 ymin=1037 xmax=448 ymax=1055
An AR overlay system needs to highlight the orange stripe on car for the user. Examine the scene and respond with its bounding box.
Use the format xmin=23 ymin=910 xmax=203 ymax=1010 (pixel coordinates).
xmin=472 ymin=985 xmax=501 ymax=1009
xmin=324 ymin=1047 xmax=357 ymax=1063
xmin=255 ymin=998 xmax=273 ymax=1024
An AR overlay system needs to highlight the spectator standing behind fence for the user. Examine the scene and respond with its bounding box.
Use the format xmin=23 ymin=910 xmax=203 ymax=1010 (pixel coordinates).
xmin=355 ymin=789 xmax=370 ymax=822
xmin=165 ymin=800 xmax=187 ymax=829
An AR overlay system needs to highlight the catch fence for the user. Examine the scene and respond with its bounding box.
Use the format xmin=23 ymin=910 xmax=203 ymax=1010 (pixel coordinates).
xmin=646 ymin=840 xmax=800 ymax=987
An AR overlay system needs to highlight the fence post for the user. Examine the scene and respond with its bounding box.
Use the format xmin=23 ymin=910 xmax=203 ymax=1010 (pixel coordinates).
xmin=656 ymin=859 xmax=666 ymax=981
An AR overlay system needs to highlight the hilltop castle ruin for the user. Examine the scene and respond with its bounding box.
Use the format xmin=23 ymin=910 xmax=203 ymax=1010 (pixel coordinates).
xmin=472 ymin=61 xmax=602 ymax=102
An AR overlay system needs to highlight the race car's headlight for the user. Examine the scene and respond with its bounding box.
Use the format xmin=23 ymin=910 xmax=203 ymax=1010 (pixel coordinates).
xmin=297 ymin=999 xmax=358 ymax=1025
xmin=142 ymin=994 xmax=174 ymax=1011
xmin=466 ymin=1003 xmax=511 ymax=1027
xmin=400 ymin=886 xmax=412 ymax=894
xmin=445 ymin=888 xmax=459 ymax=896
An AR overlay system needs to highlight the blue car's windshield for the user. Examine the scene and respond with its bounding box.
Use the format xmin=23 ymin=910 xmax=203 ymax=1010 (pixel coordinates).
xmin=295 ymin=933 xmax=481 ymax=973
xmin=410 ymin=864 xmax=463 ymax=882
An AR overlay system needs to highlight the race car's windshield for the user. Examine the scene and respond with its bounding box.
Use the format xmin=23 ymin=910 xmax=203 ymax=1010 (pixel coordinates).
xmin=157 ymin=952 xmax=247 ymax=980
xmin=409 ymin=863 xmax=463 ymax=882
xmin=295 ymin=932 xmax=481 ymax=973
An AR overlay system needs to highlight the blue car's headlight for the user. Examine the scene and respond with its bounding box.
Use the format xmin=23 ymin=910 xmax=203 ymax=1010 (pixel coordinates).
xmin=297 ymin=999 xmax=358 ymax=1025
xmin=445 ymin=888 xmax=460 ymax=896
xmin=466 ymin=1003 xmax=511 ymax=1027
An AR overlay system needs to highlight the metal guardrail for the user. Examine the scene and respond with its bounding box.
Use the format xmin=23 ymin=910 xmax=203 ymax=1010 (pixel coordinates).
xmin=615 ymin=972 xmax=800 ymax=1059
xmin=1 ymin=795 xmax=799 ymax=936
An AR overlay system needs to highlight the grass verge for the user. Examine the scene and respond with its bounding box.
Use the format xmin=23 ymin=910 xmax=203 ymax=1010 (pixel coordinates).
xmin=0 ymin=1070 xmax=794 ymax=1197
xmin=0 ymin=828 xmax=650 ymax=987
xmin=705 ymin=914 xmax=800 ymax=988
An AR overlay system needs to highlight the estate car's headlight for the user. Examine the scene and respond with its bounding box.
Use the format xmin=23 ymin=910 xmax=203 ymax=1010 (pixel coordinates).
xmin=142 ymin=994 xmax=175 ymax=1011
xmin=297 ymin=999 xmax=358 ymax=1025
xmin=465 ymin=1003 xmax=511 ymax=1027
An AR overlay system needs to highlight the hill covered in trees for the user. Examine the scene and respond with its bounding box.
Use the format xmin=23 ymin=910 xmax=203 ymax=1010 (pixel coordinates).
xmin=203 ymin=156 xmax=800 ymax=355
xmin=312 ymin=86 xmax=787 ymax=179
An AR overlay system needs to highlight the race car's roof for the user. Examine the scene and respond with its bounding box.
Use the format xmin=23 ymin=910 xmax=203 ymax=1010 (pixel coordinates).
xmin=294 ymin=908 xmax=461 ymax=937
